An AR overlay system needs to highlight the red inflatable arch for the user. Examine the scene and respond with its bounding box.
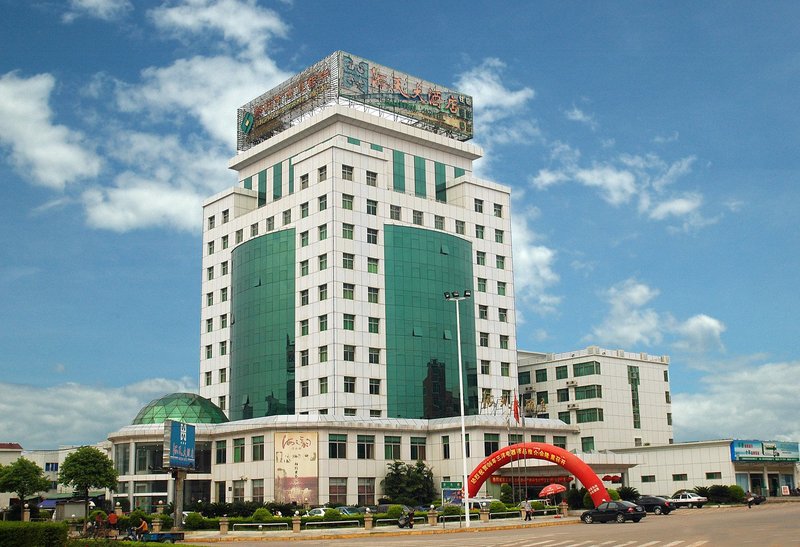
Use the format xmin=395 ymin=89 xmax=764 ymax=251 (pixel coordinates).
xmin=467 ymin=442 xmax=610 ymax=508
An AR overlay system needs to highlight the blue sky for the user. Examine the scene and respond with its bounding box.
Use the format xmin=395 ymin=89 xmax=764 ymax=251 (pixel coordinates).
xmin=1 ymin=0 xmax=798 ymax=449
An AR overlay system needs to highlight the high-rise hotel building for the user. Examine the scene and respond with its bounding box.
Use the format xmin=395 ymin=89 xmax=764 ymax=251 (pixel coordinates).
xmin=199 ymin=52 xmax=517 ymax=423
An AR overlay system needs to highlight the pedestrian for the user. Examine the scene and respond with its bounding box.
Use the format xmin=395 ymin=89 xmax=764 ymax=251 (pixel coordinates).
xmin=746 ymin=491 xmax=755 ymax=509
xmin=523 ymin=500 xmax=532 ymax=521
xmin=107 ymin=511 xmax=118 ymax=531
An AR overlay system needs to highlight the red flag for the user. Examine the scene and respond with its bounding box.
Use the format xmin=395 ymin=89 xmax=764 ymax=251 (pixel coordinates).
xmin=513 ymin=391 xmax=520 ymax=424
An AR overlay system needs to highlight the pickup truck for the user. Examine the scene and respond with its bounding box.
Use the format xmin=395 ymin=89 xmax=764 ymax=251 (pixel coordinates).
xmin=667 ymin=492 xmax=708 ymax=508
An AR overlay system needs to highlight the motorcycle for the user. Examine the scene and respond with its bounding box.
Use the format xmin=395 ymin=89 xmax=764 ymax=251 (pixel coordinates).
xmin=397 ymin=510 xmax=415 ymax=528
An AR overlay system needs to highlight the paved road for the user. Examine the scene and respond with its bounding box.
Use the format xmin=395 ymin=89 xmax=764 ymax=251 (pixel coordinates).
xmin=186 ymin=503 xmax=800 ymax=547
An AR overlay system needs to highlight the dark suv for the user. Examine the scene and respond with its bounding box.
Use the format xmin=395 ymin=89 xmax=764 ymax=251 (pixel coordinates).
xmin=636 ymin=495 xmax=673 ymax=515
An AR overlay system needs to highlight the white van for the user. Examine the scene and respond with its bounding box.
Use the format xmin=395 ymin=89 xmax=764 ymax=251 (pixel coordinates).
xmin=468 ymin=498 xmax=500 ymax=510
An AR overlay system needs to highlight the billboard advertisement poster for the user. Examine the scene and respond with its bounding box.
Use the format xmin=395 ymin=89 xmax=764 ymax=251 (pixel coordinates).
xmin=441 ymin=481 xmax=462 ymax=505
xmin=274 ymin=431 xmax=318 ymax=505
xmin=730 ymin=440 xmax=800 ymax=462
xmin=162 ymin=420 xmax=196 ymax=469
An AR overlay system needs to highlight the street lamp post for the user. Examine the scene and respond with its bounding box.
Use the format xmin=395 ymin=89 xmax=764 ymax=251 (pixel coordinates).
xmin=444 ymin=289 xmax=472 ymax=527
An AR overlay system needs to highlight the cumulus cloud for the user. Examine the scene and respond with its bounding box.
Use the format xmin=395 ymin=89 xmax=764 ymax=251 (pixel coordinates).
xmin=62 ymin=0 xmax=132 ymax=22
xmin=0 ymin=377 xmax=197 ymax=450
xmin=565 ymin=106 xmax=598 ymax=130
xmin=648 ymin=193 xmax=703 ymax=220
xmin=511 ymin=212 xmax=561 ymax=318
xmin=672 ymin=314 xmax=726 ymax=353
xmin=673 ymin=360 xmax=800 ymax=442
xmin=0 ymin=72 xmax=102 ymax=189
xmin=573 ymin=165 xmax=637 ymax=205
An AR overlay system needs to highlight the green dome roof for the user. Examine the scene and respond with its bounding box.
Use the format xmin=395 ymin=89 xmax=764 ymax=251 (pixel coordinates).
xmin=132 ymin=392 xmax=229 ymax=425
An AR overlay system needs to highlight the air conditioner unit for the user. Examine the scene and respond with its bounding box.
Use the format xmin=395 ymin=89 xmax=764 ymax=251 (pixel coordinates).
xmin=524 ymin=386 xmax=533 ymax=391
xmin=567 ymin=403 xmax=578 ymax=410
xmin=566 ymin=380 xmax=577 ymax=386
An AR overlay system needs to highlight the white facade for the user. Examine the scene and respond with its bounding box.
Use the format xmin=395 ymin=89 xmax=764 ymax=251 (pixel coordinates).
xmin=518 ymin=346 xmax=673 ymax=451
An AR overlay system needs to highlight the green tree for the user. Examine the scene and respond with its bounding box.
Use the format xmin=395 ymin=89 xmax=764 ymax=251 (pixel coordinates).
xmin=499 ymin=483 xmax=514 ymax=504
xmin=0 ymin=458 xmax=51 ymax=513
xmin=380 ymin=461 xmax=436 ymax=506
xmin=58 ymin=446 xmax=118 ymax=526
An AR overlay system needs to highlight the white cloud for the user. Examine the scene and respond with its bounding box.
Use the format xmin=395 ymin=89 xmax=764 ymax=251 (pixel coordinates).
xmin=672 ymin=314 xmax=726 ymax=353
xmin=511 ymin=212 xmax=561 ymax=317
xmin=648 ymin=193 xmax=703 ymax=220
xmin=63 ymin=0 xmax=132 ymax=22
xmin=531 ymin=168 xmax=569 ymax=189
xmin=673 ymin=360 xmax=800 ymax=442
xmin=565 ymin=106 xmax=597 ymax=130
xmin=0 ymin=377 xmax=197 ymax=450
xmin=573 ymin=165 xmax=638 ymax=206
xmin=653 ymin=130 xmax=679 ymax=144
xmin=0 ymin=72 xmax=102 ymax=189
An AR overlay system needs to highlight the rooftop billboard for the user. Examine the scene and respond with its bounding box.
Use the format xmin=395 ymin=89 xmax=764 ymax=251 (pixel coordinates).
xmin=730 ymin=440 xmax=799 ymax=462
xmin=237 ymin=51 xmax=473 ymax=151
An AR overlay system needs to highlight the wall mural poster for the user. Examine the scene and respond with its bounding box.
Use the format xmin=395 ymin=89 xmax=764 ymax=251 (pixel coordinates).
xmin=274 ymin=431 xmax=319 ymax=505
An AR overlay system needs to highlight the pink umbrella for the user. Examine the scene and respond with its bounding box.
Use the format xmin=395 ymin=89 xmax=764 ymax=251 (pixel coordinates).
xmin=538 ymin=483 xmax=567 ymax=498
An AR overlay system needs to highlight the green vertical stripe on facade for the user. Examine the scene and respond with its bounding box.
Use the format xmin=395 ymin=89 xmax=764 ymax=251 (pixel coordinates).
xmin=414 ymin=156 xmax=426 ymax=197
xmin=435 ymin=162 xmax=447 ymax=203
xmin=392 ymin=150 xmax=405 ymax=192
xmin=273 ymin=163 xmax=282 ymax=200
xmin=288 ymin=160 xmax=294 ymax=194
xmin=383 ymin=225 xmax=477 ymax=419
xmin=257 ymin=170 xmax=267 ymax=206
xmin=243 ymin=176 xmax=252 ymax=190
xmin=229 ymin=230 xmax=296 ymax=420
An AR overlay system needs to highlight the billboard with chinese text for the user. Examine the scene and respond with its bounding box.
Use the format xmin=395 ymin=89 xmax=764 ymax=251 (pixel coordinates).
xmin=730 ymin=440 xmax=799 ymax=462
xmin=274 ymin=431 xmax=318 ymax=505
xmin=162 ymin=420 xmax=196 ymax=470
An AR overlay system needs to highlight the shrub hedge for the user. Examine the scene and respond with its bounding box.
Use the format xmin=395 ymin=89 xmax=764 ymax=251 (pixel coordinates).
xmin=0 ymin=521 xmax=68 ymax=547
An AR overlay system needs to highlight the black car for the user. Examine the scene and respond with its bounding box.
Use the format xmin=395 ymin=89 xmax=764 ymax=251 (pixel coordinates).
xmin=581 ymin=500 xmax=647 ymax=524
xmin=636 ymin=495 xmax=673 ymax=515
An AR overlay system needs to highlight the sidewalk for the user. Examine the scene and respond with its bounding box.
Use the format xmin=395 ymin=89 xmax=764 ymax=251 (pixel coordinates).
xmin=184 ymin=514 xmax=581 ymax=543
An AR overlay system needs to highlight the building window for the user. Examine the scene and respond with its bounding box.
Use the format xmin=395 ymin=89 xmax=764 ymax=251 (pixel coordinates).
xmin=574 ymin=360 xmax=601 ymax=376
xmin=300 ymin=289 xmax=309 ymax=306
xmin=494 ymin=203 xmax=503 ymax=217
xmin=557 ymin=388 xmax=569 ymax=402
xmin=665 ymin=391 xmax=671 ymax=404
xmin=329 ymin=434 xmax=347 ymax=458
xmin=667 ymin=412 xmax=673 ymax=425
xmin=384 ymin=436 xmax=401 ymax=460
xmin=342 ymin=193 xmax=354 ymax=210
xmin=318 ymin=165 xmax=327 ymax=182
xmin=251 ymin=223 xmax=259 ymax=236
xmin=207 ymin=266 xmax=214 ymax=281
xmin=412 ymin=210 xmax=423 ymax=225
xmin=455 ymin=220 xmax=465 ymax=234
xmin=496 ymin=280 xmax=506 ymax=295
xmin=343 ymin=314 xmax=355 ymax=331
xmin=477 ymin=278 xmax=486 ymax=292
xmin=368 ymin=317 xmax=379 ymax=334
xmin=367 ymin=257 xmax=379 ymax=273
xmin=342 ymin=223 xmax=354 ymax=239
xmin=368 ymin=347 xmax=380 ymax=364
xmin=329 ymin=477 xmax=347 ymax=505
xmin=706 ymin=472 xmax=722 ymax=480
xmin=476 ymin=251 xmax=486 ymax=265
xmin=215 ymin=440 xmax=226 ymax=464
xmin=319 ymin=194 xmax=327 ymax=211
xmin=480 ymin=360 xmax=490 ymax=374
xmin=642 ymin=475 xmax=656 ymax=483
xmin=581 ymin=436 xmax=595 ymax=452
xmin=204 ymin=371 xmax=212 ymax=385
xmin=410 ymin=437 xmax=426 ymax=461
xmin=672 ymin=473 xmax=688 ymax=481
xmin=319 ymin=376 xmax=328 ymax=394
xmin=344 ymin=408 xmax=356 ymax=416
xmin=300 ymin=380 xmax=309 ymax=397
xmin=319 ymin=223 xmax=327 ymax=240
xmin=205 ymin=345 xmax=212 ymax=359
xmin=221 ymin=235 xmax=228 ymax=249
xmin=536 ymin=391 xmax=549 ymax=405
xmin=300 ymin=260 xmax=309 ymax=276
xmin=300 ymin=349 xmax=309 ymax=366
xmin=558 ymin=411 xmax=571 ymax=424
xmin=343 ymin=253 xmax=354 ymax=269
xmin=495 ymin=229 xmax=504 ymax=243
xmin=369 ymin=378 xmax=380 ymax=395
xmin=252 ymin=479 xmax=264 ymax=504
xmin=208 ymin=215 xmax=215 ymax=229
xmin=282 ymin=209 xmax=291 ymax=225
xmin=442 ymin=436 xmax=450 ymax=459
xmin=220 ymin=287 xmax=228 ymax=302
xmin=233 ymin=438 xmax=245 ymax=463
xmin=343 ymin=345 xmax=355 ymax=361
xmin=556 ymin=365 xmax=568 ymax=380
xmin=235 ymin=229 xmax=243 ymax=244
xmin=367 ymin=228 xmax=378 ymax=244
xmin=474 ymin=199 xmax=483 ymax=213
xmin=366 ymin=171 xmax=378 ymax=187
xmin=552 ymin=436 xmax=567 ymax=449
xmin=518 ymin=370 xmax=530 ymax=384
xmin=357 ymin=435 xmax=375 ymax=459
xmin=319 ymin=345 xmax=328 ymax=362
xmin=319 ymin=284 xmax=328 ymax=300
xmin=206 ymin=318 xmax=213 ymax=333
xmin=319 ymin=314 xmax=328 ymax=332
xmin=501 ymin=362 xmax=510 ymax=377
xmin=266 ymin=216 xmax=274 ymax=230
xmin=342 ymin=165 xmax=354 ymax=181
xmin=480 ymin=332 xmax=489 ymax=347
xmin=344 ymin=376 xmax=356 ymax=393
xmin=576 ymin=408 xmax=604 ymax=423
xmin=358 ymin=477 xmax=376 ymax=506
xmin=664 ymin=370 xmax=669 ymax=382
xmin=479 ymin=305 xmax=488 ymax=319
xmin=300 ymin=231 xmax=309 ymax=247
xmin=496 ymin=255 xmax=505 ymax=269
xmin=300 ymin=174 xmax=309 ymax=189
xmin=366 ymin=199 xmax=377 ymax=215
xmin=367 ymin=287 xmax=379 ymax=303
xmin=390 ymin=205 xmax=401 ymax=220
xmin=499 ymin=308 xmax=508 ymax=322
xmin=207 ymin=241 xmax=215 ymax=255
xmin=535 ymin=369 xmax=547 ymax=382
xmin=484 ymin=433 xmax=499 ymax=456
xmin=500 ymin=335 xmax=509 ymax=349
xmin=475 ymin=225 xmax=484 ymax=239
xmin=300 ymin=319 xmax=309 ymax=336
xmin=319 ymin=253 xmax=327 ymax=270
xmin=221 ymin=261 xmax=228 ymax=275
xmin=575 ymin=385 xmax=602 ymax=400
xmin=219 ymin=341 xmax=227 ymax=356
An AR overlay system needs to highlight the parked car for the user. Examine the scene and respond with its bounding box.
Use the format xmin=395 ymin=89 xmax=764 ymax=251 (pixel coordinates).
xmin=337 ymin=506 xmax=364 ymax=515
xmin=635 ymin=495 xmax=673 ymax=514
xmin=668 ymin=492 xmax=708 ymax=508
xmin=304 ymin=507 xmax=326 ymax=517
xmin=581 ymin=500 xmax=647 ymax=524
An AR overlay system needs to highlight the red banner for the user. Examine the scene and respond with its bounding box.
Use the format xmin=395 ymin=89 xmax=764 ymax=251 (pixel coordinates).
xmin=490 ymin=475 xmax=573 ymax=486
